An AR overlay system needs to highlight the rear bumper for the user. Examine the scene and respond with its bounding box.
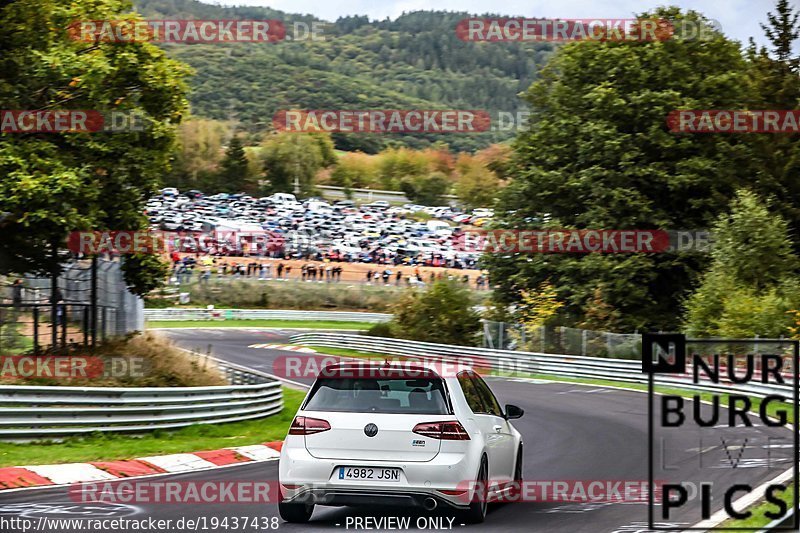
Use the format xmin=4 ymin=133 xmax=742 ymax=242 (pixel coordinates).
xmin=282 ymin=488 xmax=468 ymax=509
xmin=279 ymin=438 xmax=479 ymax=509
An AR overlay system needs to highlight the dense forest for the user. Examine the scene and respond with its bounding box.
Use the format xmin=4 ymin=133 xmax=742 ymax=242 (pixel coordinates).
xmin=133 ymin=0 xmax=553 ymax=152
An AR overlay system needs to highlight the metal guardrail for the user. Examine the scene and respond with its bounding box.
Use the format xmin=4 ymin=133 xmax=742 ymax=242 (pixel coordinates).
xmin=288 ymin=333 xmax=796 ymax=399
xmin=145 ymin=308 xmax=392 ymax=323
xmin=0 ymin=354 xmax=283 ymax=439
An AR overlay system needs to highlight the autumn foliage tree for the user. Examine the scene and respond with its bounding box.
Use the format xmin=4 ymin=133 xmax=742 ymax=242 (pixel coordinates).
xmin=484 ymin=8 xmax=759 ymax=331
xmin=0 ymin=0 xmax=190 ymax=294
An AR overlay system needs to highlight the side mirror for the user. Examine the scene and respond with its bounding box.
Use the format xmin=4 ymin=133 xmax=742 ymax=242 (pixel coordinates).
xmin=505 ymin=404 xmax=524 ymax=419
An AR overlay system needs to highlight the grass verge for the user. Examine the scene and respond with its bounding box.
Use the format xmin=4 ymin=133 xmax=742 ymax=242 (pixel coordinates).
xmin=0 ymin=333 xmax=227 ymax=388
xmin=718 ymin=483 xmax=795 ymax=531
xmin=146 ymin=320 xmax=375 ymax=330
xmin=302 ymin=345 xmax=397 ymax=360
xmin=0 ymin=387 xmax=306 ymax=467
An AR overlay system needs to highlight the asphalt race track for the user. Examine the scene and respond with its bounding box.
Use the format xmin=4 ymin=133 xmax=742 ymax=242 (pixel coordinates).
xmin=0 ymin=328 xmax=794 ymax=533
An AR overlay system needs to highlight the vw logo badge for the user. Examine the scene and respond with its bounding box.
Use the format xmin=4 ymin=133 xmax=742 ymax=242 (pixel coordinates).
xmin=364 ymin=423 xmax=378 ymax=437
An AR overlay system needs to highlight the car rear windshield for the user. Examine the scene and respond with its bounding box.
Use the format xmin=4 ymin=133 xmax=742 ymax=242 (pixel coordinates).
xmin=304 ymin=377 xmax=450 ymax=414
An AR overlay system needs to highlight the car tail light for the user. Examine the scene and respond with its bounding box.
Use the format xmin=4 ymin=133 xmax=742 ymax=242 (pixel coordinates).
xmin=413 ymin=421 xmax=470 ymax=440
xmin=289 ymin=416 xmax=331 ymax=435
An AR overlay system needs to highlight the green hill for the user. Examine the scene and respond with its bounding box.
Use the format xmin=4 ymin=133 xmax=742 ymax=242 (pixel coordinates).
xmin=134 ymin=0 xmax=553 ymax=152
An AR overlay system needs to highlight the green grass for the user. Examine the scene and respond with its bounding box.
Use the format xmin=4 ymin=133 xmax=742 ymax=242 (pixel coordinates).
xmin=0 ymin=387 xmax=306 ymax=467
xmin=303 ymin=345 xmax=397 ymax=360
xmin=146 ymin=319 xmax=376 ymax=330
xmin=0 ymin=319 xmax=35 ymax=355
xmin=719 ymin=483 xmax=795 ymax=530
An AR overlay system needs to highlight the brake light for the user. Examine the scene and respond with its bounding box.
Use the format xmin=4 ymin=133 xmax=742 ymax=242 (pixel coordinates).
xmin=289 ymin=416 xmax=331 ymax=435
xmin=412 ymin=421 xmax=470 ymax=440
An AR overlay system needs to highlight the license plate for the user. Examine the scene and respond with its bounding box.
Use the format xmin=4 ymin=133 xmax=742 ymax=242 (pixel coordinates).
xmin=338 ymin=466 xmax=401 ymax=482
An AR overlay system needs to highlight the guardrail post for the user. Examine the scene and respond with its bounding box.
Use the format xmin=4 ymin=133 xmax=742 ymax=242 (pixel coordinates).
xmin=540 ymin=326 xmax=546 ymax=353
xmin=581 ymin=329 xmax=588 ymax=356
xmin=32 ymin=306 xmax=39 ymax=355
xmin=91 ymin=256 xmax=98 ymax=347
xmin=83 ymin=307 xmax=89 ymax=347
xmin=60 ymin=306 xmax=67 ymax=348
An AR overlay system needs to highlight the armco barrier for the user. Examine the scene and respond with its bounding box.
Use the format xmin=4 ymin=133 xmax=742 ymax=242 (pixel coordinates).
xmin=145 ymin=308 xmax=391 ymax=323
xmin=0 ymin=355 xmax=282 ymax=440
xmin=288 ymin=333 xmax=796 ymax=399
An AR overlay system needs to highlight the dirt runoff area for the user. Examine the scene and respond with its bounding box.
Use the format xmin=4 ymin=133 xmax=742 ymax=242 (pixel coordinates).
xmin=177 ymin=255 xmax=487 ymax=286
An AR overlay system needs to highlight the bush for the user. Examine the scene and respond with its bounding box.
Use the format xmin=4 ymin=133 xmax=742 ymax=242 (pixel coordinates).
xmin=684 ymin=191 xmax=800 ymax=337
xmin=388 ymin=279 xmax=481 ymax=346
xmin=0 ymin=333 xmax=227 ymax=388
xmin=367 ymin=322 xmax=395 ymax=338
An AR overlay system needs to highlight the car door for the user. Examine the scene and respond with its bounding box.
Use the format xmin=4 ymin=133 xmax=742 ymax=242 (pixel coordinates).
xmin=470 ymin=373 xmax=517 ymax=485
xmin=456 ymin=371 xmax=507 ymax=486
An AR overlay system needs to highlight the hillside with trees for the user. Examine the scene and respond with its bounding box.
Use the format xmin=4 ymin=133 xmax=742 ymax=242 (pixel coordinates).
xmin=134 ymin=0 xmax=553 ymax=153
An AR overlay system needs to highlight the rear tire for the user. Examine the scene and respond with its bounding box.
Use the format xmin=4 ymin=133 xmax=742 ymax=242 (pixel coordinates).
xmin=463 ymin=457 xmax=488 ymax=524
xmin=278 ymin=501 xmax=314 ymax=523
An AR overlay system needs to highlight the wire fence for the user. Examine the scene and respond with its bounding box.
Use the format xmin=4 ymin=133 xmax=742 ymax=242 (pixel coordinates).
xmin=0 ymin=259 xmax=143 ymax=353
xmin=482 ymin=320 xmax=642 ymax=359
xmin=0 ymin=303 xmax=120 ymax=354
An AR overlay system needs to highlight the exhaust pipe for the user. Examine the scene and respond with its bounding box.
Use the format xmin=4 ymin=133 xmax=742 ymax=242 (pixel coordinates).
xmin=423 ymin=497 xmax=438 ymax=511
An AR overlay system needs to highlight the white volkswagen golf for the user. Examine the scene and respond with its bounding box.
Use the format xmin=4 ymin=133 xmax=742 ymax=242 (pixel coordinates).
xmin=278 ymin=361 xmax=524 ymax=524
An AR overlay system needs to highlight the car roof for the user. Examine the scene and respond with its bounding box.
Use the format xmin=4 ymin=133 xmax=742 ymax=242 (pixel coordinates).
xmin=318 ymin=359 xmax=470 ymax=378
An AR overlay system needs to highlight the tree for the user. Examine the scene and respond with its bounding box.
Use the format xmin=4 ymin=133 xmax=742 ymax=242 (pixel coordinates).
xmin=261 ymin=133 xmax=335 ymax=196
xmin=0 ymin=0 xmax=189 ymax=294
xmin=389 ymin=279 xmax=481 ymax=345
xmin=684 ymin=190 xmax=800 ymax=336
xmin=579 ymin=287 xmax=622 ymax=331
xmin=400 ymin=173 xmax=450 ymax=206
xmin=706 ymin=190 xmax=797 ymax=290
xmin=515 ymin=281 xmax=564 ymax=341
xmin=744 ymin=0 xmax=800 ymax=238
xmin=761 ymin=0 xmax=800 ymax=62
xmin=217 ymin=136 xmax=251 ymax=193
xmin=483 ymin=8 xmax=757 ymax=331
xmin=454 ymin=166 xmax=502 ymax=210
xmin=376 ymin=147 xmax=431 ymax=190
xmin=166 ymin=118 xmax=230 ymax=190
xmin=329 ymin=152 xmax=378 ymax=189
xmin=121 ymin=253 xmax=171 ymax=297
